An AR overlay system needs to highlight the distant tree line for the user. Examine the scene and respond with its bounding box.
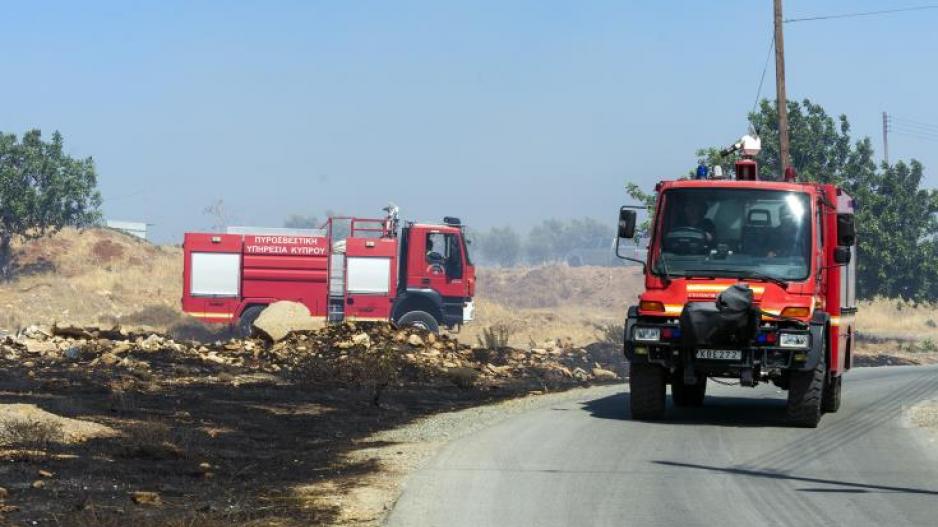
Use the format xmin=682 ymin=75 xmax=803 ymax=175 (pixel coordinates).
xmin=469 ymin=218 xmax=616 ymax=267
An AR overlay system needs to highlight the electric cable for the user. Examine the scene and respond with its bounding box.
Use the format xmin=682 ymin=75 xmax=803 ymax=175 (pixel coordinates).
xmin=785 ymin=4 xmax=938 ymax=23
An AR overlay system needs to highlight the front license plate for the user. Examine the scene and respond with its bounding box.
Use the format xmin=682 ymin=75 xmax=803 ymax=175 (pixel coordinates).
xmin=696 ymin=349 xmax=742 ymax=361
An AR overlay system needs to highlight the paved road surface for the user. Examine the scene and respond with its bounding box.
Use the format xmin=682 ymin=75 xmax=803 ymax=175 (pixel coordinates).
xmin=387 ymin=365 xmax=938 ymax=526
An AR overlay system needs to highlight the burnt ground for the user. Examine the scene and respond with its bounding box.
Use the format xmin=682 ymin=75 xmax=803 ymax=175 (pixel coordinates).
xmin=0 ymin=329 xmax=624 ymax=527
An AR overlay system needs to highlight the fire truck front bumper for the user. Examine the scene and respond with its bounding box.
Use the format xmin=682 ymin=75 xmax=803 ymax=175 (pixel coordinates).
xmin=623 ymin=306 xmax=826 ymax=374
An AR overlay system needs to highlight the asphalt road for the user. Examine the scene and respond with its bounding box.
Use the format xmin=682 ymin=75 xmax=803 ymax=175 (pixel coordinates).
xmin=387 ymin=365 xmax=938 ymax=527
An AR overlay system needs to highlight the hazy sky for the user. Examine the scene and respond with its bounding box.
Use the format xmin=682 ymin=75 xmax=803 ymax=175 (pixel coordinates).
xmin=3 ymin=1 xmax=937 ymax=243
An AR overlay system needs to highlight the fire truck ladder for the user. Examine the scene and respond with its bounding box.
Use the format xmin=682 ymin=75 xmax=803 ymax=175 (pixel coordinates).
xmin=328 ymin=241 xmax=346 ymax=322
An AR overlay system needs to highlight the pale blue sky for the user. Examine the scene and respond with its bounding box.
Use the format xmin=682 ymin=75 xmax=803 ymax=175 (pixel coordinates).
xmin=2 ymin=1 xmax=936 ymax=242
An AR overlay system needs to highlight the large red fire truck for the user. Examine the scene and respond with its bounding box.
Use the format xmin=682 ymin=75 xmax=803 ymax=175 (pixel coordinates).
xmin=617 ymin=135 xmax=857 ymax=427
xmin=181 ymin=207 xmax=475 ymax=335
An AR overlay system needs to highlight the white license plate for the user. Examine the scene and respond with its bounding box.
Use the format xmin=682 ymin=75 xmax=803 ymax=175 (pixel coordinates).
xmin=696 ymin=349 xmax=742 ymax=361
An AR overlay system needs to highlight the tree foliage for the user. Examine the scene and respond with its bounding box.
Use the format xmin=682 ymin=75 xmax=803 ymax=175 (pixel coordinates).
xmin=472 ymin=226 xmax=521 ymax=267
xmin=284 ymin=213 xmax=320 ymax=229
xmin=0 ymin=130 xmax=102 ymax=276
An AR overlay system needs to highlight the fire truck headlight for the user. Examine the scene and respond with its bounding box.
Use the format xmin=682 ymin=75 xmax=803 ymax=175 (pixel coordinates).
xmin=634 ymin=327 xmax=661 ymax=342
xmin=779 ymin=332 xmax=810 ymax=349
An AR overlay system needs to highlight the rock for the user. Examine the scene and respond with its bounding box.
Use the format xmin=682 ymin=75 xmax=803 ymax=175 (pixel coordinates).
xmin=407 ymin=334 xmax=424 ymax=347
xmin=112 ymin=342 xmax=132 ymax=354
xmin=591 ymin=367 xmax=619 ymax=381
xmin=530 ymin=348 xmax=548 ymax=356
xmin=130 ymin=491 xmax=161 ymax=506
xmin=31 ymin=480 xmax=45 ymax=489
xmin=139 ymin=334 xmax=163 ymax=352
xmin=572 ymin=367 xmax=590 ymax=382
xmin=253 ymin=301 xmax=325 ymax=342
xmin=23 ymin=325 xmax=51 ymax=340
xmin=351 ymin=332 xmax=372 ymax=348
xmin=24 ymin=340 xmax=56 ymax=354
xmin=63 ymin=347 xmax=81 ymax=361
xmin=0 ymin=486 xmax=7 ymax=499
xmin=37 ymin=469 xmax=54 ymax=478
xmin=99 ymin=353 xmax=120 ymax=367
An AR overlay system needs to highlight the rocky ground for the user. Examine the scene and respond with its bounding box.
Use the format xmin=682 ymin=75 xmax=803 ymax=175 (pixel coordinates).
xmin=0 ymin=322 xmax=625 ymax=526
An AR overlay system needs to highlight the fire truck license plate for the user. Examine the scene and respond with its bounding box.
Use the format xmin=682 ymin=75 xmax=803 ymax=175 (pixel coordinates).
xmin=696 ymin=349 xmax=742 ymax=361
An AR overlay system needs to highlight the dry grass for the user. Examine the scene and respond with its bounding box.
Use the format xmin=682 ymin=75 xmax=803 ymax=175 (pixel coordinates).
xmin=0 ymin=228 xmax=183 ymax=331
xmin=461 ymin=299 xmax=621 ymax=349
xmin=856 ymin=298 xmax=938 ymax=339
xmin=0 ymin=417 xmax=65 ymax=457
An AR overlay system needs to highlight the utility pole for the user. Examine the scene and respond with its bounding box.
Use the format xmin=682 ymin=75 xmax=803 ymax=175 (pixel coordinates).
xmin=774 ymin=0 xmax=791 ymax=178
xmin=882 ymin=111 xmax=890 ymax=165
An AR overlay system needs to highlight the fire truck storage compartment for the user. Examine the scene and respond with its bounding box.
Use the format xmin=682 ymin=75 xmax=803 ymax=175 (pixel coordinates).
xmin=190 ymin=252 xmax=241 ymax=297
xmin=346 ymin=257 xmax=392 ymax=294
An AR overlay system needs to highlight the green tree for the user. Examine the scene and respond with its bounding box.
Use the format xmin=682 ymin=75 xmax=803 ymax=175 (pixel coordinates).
xmin=625 ymin=182 xmax=657 ymax=238
xmin=0 ymin=130 xmax=101 ymax=277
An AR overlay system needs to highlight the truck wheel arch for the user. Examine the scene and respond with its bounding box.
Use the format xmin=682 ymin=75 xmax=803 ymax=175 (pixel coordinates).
xmin=237 ymin=304 xmax=268 ymax=337
xmin=392 ymin=291 xmax=444 ymax=326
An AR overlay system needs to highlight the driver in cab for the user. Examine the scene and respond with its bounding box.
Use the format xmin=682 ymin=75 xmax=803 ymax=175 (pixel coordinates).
xmin=675 ymin=199 xmax=716 ymax=244
xmin=426 ymin=237 xmax=445 ymax=275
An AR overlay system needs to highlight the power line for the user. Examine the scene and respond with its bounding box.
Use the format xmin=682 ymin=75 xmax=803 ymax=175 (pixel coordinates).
xmin=890 ymin=116 xmax=938 ymax=132
xmin=889 ymin=120 xmax=938 ymax=135
xmin=750 ymin=33 xmax=775 ymax=116
xmin=784 ymin=4 xmax=938 ymax=23
xmin=891 ymin=124 xmax=938 ymax=138
xmin=892 ymin=130 xmax=938 ymax=143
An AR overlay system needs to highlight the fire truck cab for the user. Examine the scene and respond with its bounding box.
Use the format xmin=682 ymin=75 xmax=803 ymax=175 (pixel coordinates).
xmin=617 ymin=147 xmax=857 ymax=427
xmin=181 ymin=208 xmax=475 ymax=335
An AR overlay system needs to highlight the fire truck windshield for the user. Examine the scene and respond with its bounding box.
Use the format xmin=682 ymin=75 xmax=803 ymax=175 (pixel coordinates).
xmin=653 ymin=188 xmax=812 ymax=282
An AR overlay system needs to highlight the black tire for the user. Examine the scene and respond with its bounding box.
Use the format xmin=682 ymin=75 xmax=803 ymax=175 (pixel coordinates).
xmin=822 ymin=374 xmax=842 ymax=413
xmin=787 ymin=345 xmax=826 ymax=428
xmin=672 ymin=373 xmax=707 ymax=407
xmin=237 ymin=305 xmax=266 ymax=338
xmin=630 ymin=363 xmax=666 ymax=420
xmin=396 ymin=310 xmax=440 ymax=334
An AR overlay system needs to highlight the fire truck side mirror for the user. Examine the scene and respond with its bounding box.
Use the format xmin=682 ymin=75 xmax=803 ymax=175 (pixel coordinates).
xmin=836 ymin=213 xmax=856 ymax=246
xmin=618 ymin=208 xmax=637 ymax=239
xmin=833 ymin=246 xmax=851 ymax=265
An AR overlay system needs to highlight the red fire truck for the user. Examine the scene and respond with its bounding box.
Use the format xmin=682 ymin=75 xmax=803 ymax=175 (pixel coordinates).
xmin=617 ymin=135 xmax=857 ymax=427
xmin=181 ymin=207 xmax=475 ymax=335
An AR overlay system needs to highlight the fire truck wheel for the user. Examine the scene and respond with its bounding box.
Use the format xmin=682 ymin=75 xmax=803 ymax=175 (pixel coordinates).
xmin=672 ymin=373 xmax=706 ymax=407
xmin=822 ymin=374 xmax=842 ymax=413
xmin=237 ymin=305 xmax=265 ymax=338
xmin=396 ymin=311 xmax=440 ymax=334
xmin=629 ymin=363 xmax=666 ymax=420
xmin=786 ymin=347 xmax=825 ymax=428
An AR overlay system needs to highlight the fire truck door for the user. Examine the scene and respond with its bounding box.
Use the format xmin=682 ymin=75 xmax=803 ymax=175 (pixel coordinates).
xmin=422 ymin=232 xmax=466 ymax=298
